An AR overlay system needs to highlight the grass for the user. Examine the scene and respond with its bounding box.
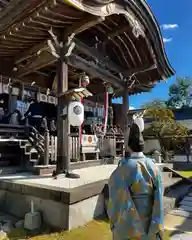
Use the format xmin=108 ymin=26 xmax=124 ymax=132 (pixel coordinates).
xmin=6 ymin=219 xmax=172 ymax=240
xmin=177 ymin=171 xmax=192 ymax=178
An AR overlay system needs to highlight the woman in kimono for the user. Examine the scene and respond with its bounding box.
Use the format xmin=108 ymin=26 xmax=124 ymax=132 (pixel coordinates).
xmin=108 ymin=116 xmax=164 ymax=240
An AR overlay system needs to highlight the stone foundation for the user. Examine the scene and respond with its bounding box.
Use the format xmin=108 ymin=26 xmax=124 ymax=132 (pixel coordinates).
xmin=0 ymin=189 xmax=105 ymax=230
xmin=0 ymin=166 xmax=190 ymax=230
xmin=0 ymin=179 xmax=108 ymax=230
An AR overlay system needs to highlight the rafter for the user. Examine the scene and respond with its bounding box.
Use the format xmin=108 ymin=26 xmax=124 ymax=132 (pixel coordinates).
xmin=0 ymin=0 xmax=9 ymax=5
xmin=14 ymin=15 xmax=105 ymax=64
xmin=125 ymin=63 xmax=156 ymax=77
xmin=102 ymin=24 xmax=130 ymax=43
xmin=14 ymin=51 xmax=57 ymax=77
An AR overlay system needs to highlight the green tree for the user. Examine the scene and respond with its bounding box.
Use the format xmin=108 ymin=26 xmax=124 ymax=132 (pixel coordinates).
xmin=143 ymin=108 xmax=188 ymax=161
xmin=166 ymin=77 xmax=192 ymax=108
xmin=141 ymin=77 xmax=192 ymax=110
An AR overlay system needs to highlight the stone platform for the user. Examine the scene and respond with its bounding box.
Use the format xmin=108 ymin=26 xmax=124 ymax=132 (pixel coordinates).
xmin=0 ymin=165 xmax=116 ymax=230
xmin=0 ymin=164 xmax=188 ymax=230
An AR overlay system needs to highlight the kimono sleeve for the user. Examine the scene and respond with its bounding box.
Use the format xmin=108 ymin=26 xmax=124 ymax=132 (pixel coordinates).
xmin=148 ymin=164 xmax=164 ymax=235
xmin=107 ymin=165 xmax=145 ymax=238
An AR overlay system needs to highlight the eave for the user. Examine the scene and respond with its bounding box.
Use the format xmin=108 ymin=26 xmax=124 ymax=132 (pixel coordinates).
xmin=0 ymin=0 xmax=175 ymax=96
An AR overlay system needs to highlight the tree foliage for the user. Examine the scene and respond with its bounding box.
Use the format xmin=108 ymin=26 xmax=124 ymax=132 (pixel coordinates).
xmin=166 ymin=77 xmax=192 ymax=108
xmin=141 ymin=77 xmax=192 ymax=110
xmin=144 ymin=108 xmax=188 ymax=138
xmin=143 ymin=108 xmax=188 ymax=160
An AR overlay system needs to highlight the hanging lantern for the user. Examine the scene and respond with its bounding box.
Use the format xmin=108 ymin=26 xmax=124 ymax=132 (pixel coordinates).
xmin=106 ymin=85 xmax=114 ymax=94
xmin=80 ymin=73 xmax=90 ymax=87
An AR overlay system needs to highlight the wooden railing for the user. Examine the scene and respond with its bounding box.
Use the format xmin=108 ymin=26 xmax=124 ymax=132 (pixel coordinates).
xmin=0 ymin=123 xmax=124 ymax=167
xmin=44 ymin=133 xmax=124 ymax=164
xmin=24 ymin=118 xmax=124 ymax=164
xmin=43 ymin=133 xmax=80 ymax=164
xmin=69 ymin=134 xmax=80 ymax=161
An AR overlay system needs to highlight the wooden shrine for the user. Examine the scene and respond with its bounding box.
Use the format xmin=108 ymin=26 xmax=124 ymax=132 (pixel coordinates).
xmin=0 ymin=0 xmax=175 ymax=177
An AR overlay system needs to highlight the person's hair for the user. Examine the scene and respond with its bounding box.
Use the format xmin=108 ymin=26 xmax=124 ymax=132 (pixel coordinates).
xmin=128 ymin=123 xmax=144 ymax=152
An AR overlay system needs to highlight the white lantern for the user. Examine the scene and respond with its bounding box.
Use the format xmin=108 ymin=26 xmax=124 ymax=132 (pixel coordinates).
xmin=134 ymin=117 xmax=144 ymax=132
xmin=68 ymin=101 xmax=84 ymax=126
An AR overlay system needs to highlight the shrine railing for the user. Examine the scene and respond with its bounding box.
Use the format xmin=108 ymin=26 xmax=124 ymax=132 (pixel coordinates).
xmin=24 ymin=121 xmax=124 ymax=164
xmin=44 ymin=133 xmax=124 ymax=163
xmin=97 ymin=134 xmax=124 ymax=158
xmin=43 ymin=133 xmax=79 ymax=164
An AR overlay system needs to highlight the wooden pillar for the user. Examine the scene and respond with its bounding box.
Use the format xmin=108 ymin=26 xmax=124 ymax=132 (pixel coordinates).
xmin=108 ymin=94 xmax=113 ymax=127
xmin=56 ymin=60 xmax=70 ymax=174
xmin=19 ymin=83 xmax=24 ymax=101
xmin=122 ymin=89 xmax=130 ymax=157
xmin=8 ymin=85 xmax=12 ymax=113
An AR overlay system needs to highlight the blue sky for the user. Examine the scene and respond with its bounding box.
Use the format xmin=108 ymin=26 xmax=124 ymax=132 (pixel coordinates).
xmin=113 ymin=0 xmax=192 ymax=109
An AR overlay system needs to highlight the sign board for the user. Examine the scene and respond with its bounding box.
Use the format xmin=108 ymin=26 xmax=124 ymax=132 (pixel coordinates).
xmin=82 ymin=134 xmax=98 ymax=147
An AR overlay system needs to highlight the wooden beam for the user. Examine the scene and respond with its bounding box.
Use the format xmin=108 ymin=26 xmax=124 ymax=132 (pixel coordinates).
xmin=14 ymin=16 xmax=105 ymax=64
xmin=0 ymin=0 xmax=9 ymax=5
xmin=14 ymin=41 xmax=47 ymax=64
xmin=0 ymin=0 xmax=36 ymax=31
xmin=67 ymin=54 xmax=124 ymax=89
xmin=125 ymin=63 xmax=156 ymax=76
xmin=20 ymin=74 xmax=53 ymax=89
xmin=102 ymin=24 xmax=130 ymax=43
xmin=15 ymin=51 xmax=57 ymax=77
xmin=14 ymin=37 xmax=128 ymax=85
xmin=74 ymin=39 xmax=125 ymax=75
xmin=64 ymin=15 xmax=105 ymax=37
xmin=35 ymin=70 xmax=50 ymax=77
xmin=14 ymin=50 xmax=124 ymax=89
xmin=14 ymin=35 xmax=154 ymax=83
xmin=15 ymin=38 xmax=126 ymax=77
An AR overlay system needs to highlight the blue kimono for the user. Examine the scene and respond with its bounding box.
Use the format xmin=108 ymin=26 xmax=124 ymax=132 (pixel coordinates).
xmin=108 ymin=154 xmax=164 ymax=240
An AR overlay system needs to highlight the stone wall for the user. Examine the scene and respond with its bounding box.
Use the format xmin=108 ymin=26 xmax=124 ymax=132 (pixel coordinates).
xmin=0 ymin=189 xmax=105 ymax=230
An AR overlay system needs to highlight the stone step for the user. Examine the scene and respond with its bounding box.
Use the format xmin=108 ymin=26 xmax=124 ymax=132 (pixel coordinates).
xmin=164 ymin=214 xmax=192 ymax=233
xmin=188 ymin=192 xmax=192 ymax=197
xmin=169 ymin=208 xmax=192 ymax=218
xmin=0 ymin=167 xmax=24 ymax=175
xmin=179 ymin=205 xmax=192 ymax=212
xmin=182 ymin=196 xmax=192 ymax=202
xmin=170 ymin=233 xmax=192 ymax=240
xmin=180 ymin=200 xmax=192 ymax=206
